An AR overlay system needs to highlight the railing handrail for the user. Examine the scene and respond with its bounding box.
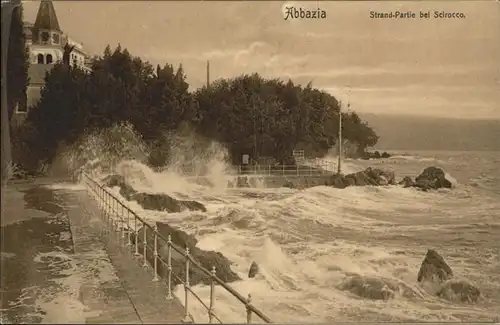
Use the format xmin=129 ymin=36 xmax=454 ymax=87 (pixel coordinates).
xmin=82 ymin=172 xmax=273 ymax=323
xmin=169 ymin=162 xmax=335 ymax=178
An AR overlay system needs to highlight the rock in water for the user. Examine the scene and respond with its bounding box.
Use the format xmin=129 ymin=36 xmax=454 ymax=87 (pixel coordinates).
xmin=134 ymin=193 xmax=206 ymax=212
xmin=398 ymin=176 xmax=415 ymax=188
xmin=102 ymin=174 xmax=126 ymax=187
xmin=377 ymin=175 xmax=389 ymax=186
xmin=338 ymin=275 xmax=397 ymax=300
xmin=437 ymin=280 xmax=481 ymax=303
xmin=417 ymin=249 xmax=453 ymax=283
xmin=326 ymin=167 xmax=396 ymax=188
xmin=415 ymin=166 xmax=452 ymax=190
xmin=134 ymin=222 xmax=241 ymax=286
xmin=156 ymin=222 xmax=198 ymax=249
xmin=248 ymin=261 xmax=259 ymax=278
xmin=325 ymin=174 xmax=345 ymax=188
xmin=102 ymin=174 xmax=206 ymax=212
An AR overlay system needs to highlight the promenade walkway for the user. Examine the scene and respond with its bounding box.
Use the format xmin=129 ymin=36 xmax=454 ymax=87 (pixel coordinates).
xmin=1 ymin=181 xmax=185 ymax=324
xmin=75 ymin=192 xmax=185 ymax=324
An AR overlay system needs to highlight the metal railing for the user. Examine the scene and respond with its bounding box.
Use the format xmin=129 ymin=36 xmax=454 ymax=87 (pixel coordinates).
xmin=82 ymin=173 xmax=272 ymax=324
xmin=236 ymin=161 xmax=335 ymax=176
xmin=159 ymin=161 xmax=335 ymax=178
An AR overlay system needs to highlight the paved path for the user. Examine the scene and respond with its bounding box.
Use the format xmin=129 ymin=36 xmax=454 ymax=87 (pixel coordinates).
xmin=1 ymin=181 xmax=186 ymax=324
xmin=71 ymin=190 xmax=186 ymax=324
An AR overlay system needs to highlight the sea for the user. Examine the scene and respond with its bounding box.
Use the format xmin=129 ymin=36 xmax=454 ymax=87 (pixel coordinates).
xmin=3 ymin=149 xmax=499 ymax=323
xmin=101 ymin=149 xmax=500 ymax=323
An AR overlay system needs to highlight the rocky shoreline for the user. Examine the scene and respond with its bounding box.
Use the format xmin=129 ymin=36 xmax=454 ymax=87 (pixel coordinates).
xmin=130 ymin=222 xmax=241 ymax=286
xmin=98 ymin=165 xmax=454 ymax=288
xmin=102 ymin=174 xmax=207 ymax=212
xmin=101 ymin=175 xmax=242 ymax=285
xmin=336 ymin=249 xmax=481 ymax=304
xmin=235 ymin=166 xmax=454 ymax=191
xmin=324 ymin=166 xmax=453 ymax=191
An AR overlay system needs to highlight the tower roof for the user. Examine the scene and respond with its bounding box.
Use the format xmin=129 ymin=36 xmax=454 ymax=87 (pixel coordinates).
xmin=34 ymin=0 xmax=61 ymax=32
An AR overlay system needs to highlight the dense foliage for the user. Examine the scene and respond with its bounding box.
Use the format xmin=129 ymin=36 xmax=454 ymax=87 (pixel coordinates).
xmin=6 ymin=6 xmax=29 ymax=119
xmin=13 ymin=42 xmax=378 ymax=172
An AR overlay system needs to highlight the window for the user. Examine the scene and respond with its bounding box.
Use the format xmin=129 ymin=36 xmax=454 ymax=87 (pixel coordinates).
xmin=37 ymin=54 xmax=44 ymax=64
xmin=15 ymin=99 xmax=28 ymax=113
xmin=41 ymin=31 xmax=49 ymax=43
xmin=46 ymin=54 xmax=53 ymax=64
xmin=52 ymin=33 xmax=60 ymax=44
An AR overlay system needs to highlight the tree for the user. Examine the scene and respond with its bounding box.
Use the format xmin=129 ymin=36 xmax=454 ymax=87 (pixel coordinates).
xmin=194 ymin=73 xmax=378 ymax=164
xmin=26 ymin=63 xmax=90 ymax=163
xmin=7 ymin=5 xmax=29 ymax=120
xmin=21 ymin=43 xmax=378 ymax=171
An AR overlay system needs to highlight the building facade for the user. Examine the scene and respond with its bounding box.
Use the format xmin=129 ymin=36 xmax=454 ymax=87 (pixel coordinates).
xmin=13 ymin=0 xmax=90 ymax=125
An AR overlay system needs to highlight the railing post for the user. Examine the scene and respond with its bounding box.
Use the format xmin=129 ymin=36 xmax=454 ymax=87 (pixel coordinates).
xmin=107 ymin=193 xmax=112 ymax=231
xmin=282 ymin=165 xmax=284 ymax=176
xmin=183 ymin=247 xmax=191 ymax=323
xmin=134 ymin=215 xmax=140 ymax=256
xmin=120 ymin=205 xmax=125 ymax=242
xmin=142 ymin=223 xmax=148 ymax=268
xmin=166 ymin=235 xmax=173 ymax=300
xmin=152 ymin=224 xmax=159 ymax=282
xmin=108 ymin=192 xmax=112 ymax=230
xmin=246 ymin=293 xmax=252 ymax=324
xmin=208 ymin=266 xmax=216 ymax=323
xmin=126 ymin=209 xmax=132 ymax=247
xmin=268 ymin=165 xmax=271 ymax=176
xmin=114 ymin=199 xmax=119 ymax=235
xmin=104 ymin=189 xmax=109 ymax=228
xmin=296 ymin=164 xmax=299 ymax=176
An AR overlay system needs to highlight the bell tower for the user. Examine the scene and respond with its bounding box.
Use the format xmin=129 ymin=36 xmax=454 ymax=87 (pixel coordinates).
xmin=33 ymin=0 xmax=61 ymax=44
xmin=31 ymin=0 xmax=63 ymax=64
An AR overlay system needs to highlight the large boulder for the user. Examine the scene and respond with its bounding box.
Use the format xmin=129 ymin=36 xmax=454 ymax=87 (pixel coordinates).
xmin=326 ymin=167 xmax=396 ymax=188
xmin=132 ymin=222 xmax=241 ymax=286
xmin=417 ymin=249 xmax=481 ymax=303
xmin=102 ymin=174 xmax=126 ymax=187
xmin=102 ymin=174 xmax=206 ymax=212
xmin=417 ymin=249 xmax=453 ymax=283
xmin=338 ymin=275 xmax=418 ymax=301
xmin=248 ymin=261 xmax=259 ymax=278
xmin=134 ymin=193 xmax=206 ymax=213
xmin=381 ymin=151 xmax=391 ymax=158
xmin=346 ymin=171 xmax=377 ymax=186
xmin=398 ymin=176 xmax=415 ymax=188
xmin=437 ymin=280 xmax=481 ymax=303
xmin=414 ymin=167 xmax=452 ymax=191
xmin=325 ymin=174 xmax=348 ymax=188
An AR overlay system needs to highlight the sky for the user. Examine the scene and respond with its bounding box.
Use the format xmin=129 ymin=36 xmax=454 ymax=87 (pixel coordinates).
xmin=22 ymin=0 xmax=500 ymax=120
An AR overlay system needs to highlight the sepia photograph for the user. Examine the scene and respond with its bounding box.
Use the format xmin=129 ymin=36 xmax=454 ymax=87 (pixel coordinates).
xmin=1 ymin=0 xmax=499 ymax=323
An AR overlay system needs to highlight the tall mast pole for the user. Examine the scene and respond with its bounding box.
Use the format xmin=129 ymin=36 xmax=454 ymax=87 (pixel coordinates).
xmin=337 ymin=101 xmax=342 ymax=174
xmin=206 ymin=60 xmax=210 ymax=89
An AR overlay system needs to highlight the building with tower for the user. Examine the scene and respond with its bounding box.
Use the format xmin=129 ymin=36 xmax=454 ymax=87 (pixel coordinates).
xmin=13 ymin=0 xmax=91 ymax=124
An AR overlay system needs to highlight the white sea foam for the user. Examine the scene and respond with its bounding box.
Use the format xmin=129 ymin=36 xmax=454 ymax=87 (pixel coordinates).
xmin=89 ymin=154 xmax=500 ymax=323
xmin=29 ymin=248 xmax=122 ymax=323
xmin=66 ymin=127 xmax=500 ymax=323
